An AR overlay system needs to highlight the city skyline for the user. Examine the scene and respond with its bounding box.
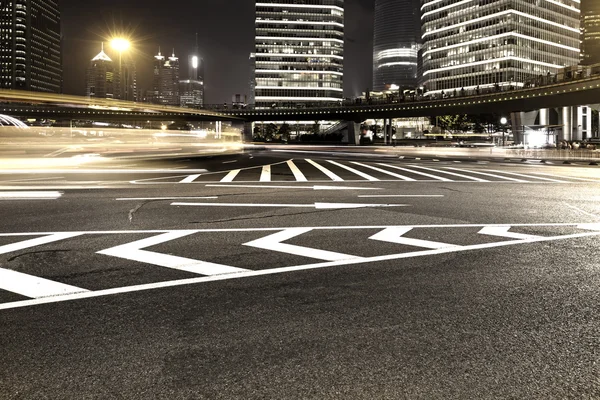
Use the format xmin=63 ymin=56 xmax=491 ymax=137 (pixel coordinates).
xmin=59 ymin=0 xmax=374 ymax=104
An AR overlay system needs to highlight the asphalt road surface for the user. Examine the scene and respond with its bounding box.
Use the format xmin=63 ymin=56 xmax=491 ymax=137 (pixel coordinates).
xmin=1 ymin=150 xmax=600 ymax=399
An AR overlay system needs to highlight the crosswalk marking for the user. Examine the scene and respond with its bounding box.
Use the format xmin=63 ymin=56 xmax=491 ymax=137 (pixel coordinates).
xmin=410 ymin=166 xmax=489 ymax=182
xmin=287 ymin=160 xmax=308 ymax=182
xmin=378 ymin=164 xmax=452 ymax=181
xmin=478 ymin=226 xmax=541 ymax=240
xmin=305 ymin=159 xmax=344 ymax=181
xmin=442 ymin=167 xmax=527 ymax=182
xmin=97 ymin=231 xmax=249 ymax=276
xmin=244 ymin=228 xmax=362 ymax=261
xmin=179 ymin=174 xmax=201 ymax=183
xmin=220 ymin=169 xmax=241 ymax=183
xmin=370 ymin=227 xmax=461 ymax=249
xmin=326 ymin=160 xmax=379 ymax=181
xmin=351 ymin=162 xmax=416 ymax=181
xmin=0 ymin=268 xmax=89 ymax=298
xmin=260 ymin=165 xmax=271 ymax=182
xmin=481 ymin=169 xmax=567 ymax=183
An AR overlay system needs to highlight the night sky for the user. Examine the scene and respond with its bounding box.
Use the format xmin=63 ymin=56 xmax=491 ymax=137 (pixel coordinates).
xmin=60 ymin=0 xmax=375 ymax=104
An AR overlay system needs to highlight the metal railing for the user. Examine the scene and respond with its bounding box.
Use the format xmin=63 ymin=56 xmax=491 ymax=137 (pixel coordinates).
xmin=505 ymin=149 xmax=600 ymax=161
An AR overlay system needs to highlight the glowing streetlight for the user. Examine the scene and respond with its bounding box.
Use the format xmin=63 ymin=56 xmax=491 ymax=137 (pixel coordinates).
xmin=110 ymin=38 xmax=130 ymax=52
xmin=500 ymin=117 xmax=508 ymax=147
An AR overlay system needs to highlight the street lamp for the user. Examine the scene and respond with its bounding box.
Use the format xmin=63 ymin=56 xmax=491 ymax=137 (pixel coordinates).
xmin=110 ymin=38 xmax=131 ymax=100
xmin=500 ymin=117 xmax=508 ymax=147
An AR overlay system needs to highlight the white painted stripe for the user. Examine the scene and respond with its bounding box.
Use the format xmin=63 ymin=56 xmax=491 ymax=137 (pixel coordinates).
xmin=97 ymin=231 xmax=248 ymax=276
xmin=411 ymin=166 xmax=488 ymax=182
xmin=0 ymin=268 xmax=89 ymax=298
xmin=260 ymin=165 xmax=271 ymax=182
xmin=305 ymin=159 xmax=343 ymax=181
xmin=378 ymin=164 xmax=452 ymax=181
xmin=205 ymin=184 xmax=379 ymax=191
xmin=524 ymin=171 xmax=599 ymax=182
xmin=442 ymin=167 xmax=526 ymax=182
xmin=358 ymin=195 xmax=444 ymax=198
xmin=478 ymin=226 xmax=541 ymax=240
xmin=0 ymin=233 xmax=83 ymax=254
xmin=350 ymin=162 xmax=416 ymax=181
xmin=179 ymin=174 xmax=201 ymax=183
xmin=370 ymin=227 xmax=460 ymax=249
xmin=0 ymin=191 xmax=62 ymax=200
xmin=116 ymin=197 xmax=218 ymax=201
xmin=482 ymin=169 xmax=566 ymax=182
xmin=172 ymin=202 xmax=406 ymax=209
xmin=244 ymin=228 xmax=361 ymax=261
xmin=4 ymin=229 xmax=599 ymax=310
xmin=327 ymin=160 xmax=379 ymax=181
xmin=287 ymin=160 xmax=307 ymax=182
xmin=220 ymin=169 xmax=241 ymax=183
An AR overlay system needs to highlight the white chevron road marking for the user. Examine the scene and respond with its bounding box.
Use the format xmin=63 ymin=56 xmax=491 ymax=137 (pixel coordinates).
xmin=369 ymin=227 xmax=461 ymax=249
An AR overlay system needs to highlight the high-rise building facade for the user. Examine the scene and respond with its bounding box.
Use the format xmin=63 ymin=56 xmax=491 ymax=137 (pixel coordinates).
xmin=253 ymin=0 xmax=344 ymax=109
xmin=0 ymin=0 xmax=62 ymax=92
xmin=580 ymin=0 xmax=600 ymax=65
xmin=85 ymin=45 xmax=116 ymax=99
xmin=420 ymin=0 xmax=581 ymax=94
xmin=180 ymin=35 xmax=204 ymax=108
xmin=149 ymin=49 xmax=180 ymax=106
xmin=373 ymin=0 xmax=421 ymax=92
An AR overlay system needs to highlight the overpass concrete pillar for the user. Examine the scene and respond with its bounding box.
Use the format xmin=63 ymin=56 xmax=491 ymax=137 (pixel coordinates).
xmin=242 ymin=122 xmax=254 ymax=143
xmin=560 ymin=106 xmax=573 ymax=142
xmin=347 ymin=121 xmax=361 ymax=146
xmin=510 ymin=111 xmax=537 ymax=144
xmin=539 ymin=108 xmax=549 ymax=126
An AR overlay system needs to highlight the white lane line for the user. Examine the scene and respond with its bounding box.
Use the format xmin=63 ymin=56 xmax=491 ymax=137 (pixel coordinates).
xmin=260 ymin=165 xmax=271 ymax=182
xmin=222 ymin=160 xmax=238 ymax=164
xmin=442 ymin=167 xmax=527 ymax=182
xmin=351 ymin=162 xmax=416 ymax=181
xmin=4 ymin=229 xmax=599 ymax=310
xmin=525 ymin=171 xmax=600 ymax=182
xmin=1 ymin=177 xmax=64 ymax=183
xmin=410 ymin=166 xmax=489 ymax=182
xmin=44 ymin=147 xmax=71 ymax=157
xmin=0 ymin=169 xmax=209 ymax=174
xmin=478 ymin=226 xmax=542 ymax=240
xmin=305 ymin=159 xmax=343 ymax=181
xmin=370 ymin=227 xmax=460 ymax=249
xmin=244 ymin=228 xmax=362 ymax=261
xmin=0 ymin=233 xmax=83 ymax=254
xmin=0 ymin=191 xmax=63 ymax=200
xmin=327 ymin=160 xmax=379 ymax=181
xmin=378 ymin=164 xmax=452 ymax=181
xmin=481 ymin=169 xmax=567 ymax=182
xmin=220 ymin=169 xmax=241 ymax=183
xmin=172 ymin=202 xmax=408 ymax=209
xmin=97 ymin=231 xmax=248 ymax=276
xmin=205 ymin=184 xmax=379 ymax=190
xmin=0 ymin=268 xmax=89 ymax=298
xmin=287 ymin=160 xmax=308 ymax=182
xmin=358 ymin=195 xmax=444 ymax=198
xmin=116 ymin=197 xmax=218 ymax=201
xmin=179 ymin=174 xmax=201 ymax=183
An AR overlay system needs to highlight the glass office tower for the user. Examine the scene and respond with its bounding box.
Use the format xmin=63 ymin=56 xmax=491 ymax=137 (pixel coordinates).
xmin=373 ymin=0 xmax=421 ymax=92
xmin=253 ymin=0 xmax=344 ymax=109
xmin=420 ymin=0 xmax=580 ymax=94
xmin=0 ymin=0 xmax=62 ymax=92
xmin=580 ymin=0 xmax=600 ymax=65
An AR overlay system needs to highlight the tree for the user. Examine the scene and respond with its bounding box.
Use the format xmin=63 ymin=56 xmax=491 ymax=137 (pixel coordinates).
xmin=253 ymin=125 xmax=262 ymax=141
xmin=264 ymin=123 xmax=277 ymax=142
xmin=278 ymin=123 xmax=291 ymax=142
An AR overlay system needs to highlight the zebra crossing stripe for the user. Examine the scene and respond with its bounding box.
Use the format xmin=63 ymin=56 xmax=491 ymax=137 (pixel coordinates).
xmin=220 ymin=169 xmax=241 ymax=183
xmin=326 ymin=160 xmax=379 ymax=181
xmin=350 ymin=162 xmax=416 ymax=181
xmin=410 ymin=166 xmax=489 ymax=182
xmin=260 ymin=165 xmax=271 ymax=182
xmin=481 ymin=169 xmax=567 ymax=183
xmin=442 ymin=167 xmax=526 ymax=182
xmin=287 ymin=160 xmax=308 ymax=182
xmin=179 ymin=174 xmax=201 ymax=183
xmin=305 ymin=159 xmax=343 ymax=181
xmin=377 ymin=164 xmax=452 ymax=181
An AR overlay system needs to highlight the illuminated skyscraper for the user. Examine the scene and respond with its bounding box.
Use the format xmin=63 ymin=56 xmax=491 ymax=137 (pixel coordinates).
xmin=373 ymin=0 xmax=420 ymax=92
xmin=149 ymin=48 xmax=180 ymax=106
xmin=581 ymin=0 xmax=600 ymax=65
xmin=85 ymin=44 xmax=116 ymax=99
xmin=253 ymin=0 xmax=344 ymax=109
xmin=180 ymin=34 xmax=204 ymax=108
xmin=420 ymin=0 xmax=581 ymax=94
xmin=0 ymin=0 xmax=62 ymax=92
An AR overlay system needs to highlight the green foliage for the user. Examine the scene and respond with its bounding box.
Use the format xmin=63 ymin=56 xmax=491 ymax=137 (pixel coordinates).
xmin=278 ymin=123 xmax=291 ymax=142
